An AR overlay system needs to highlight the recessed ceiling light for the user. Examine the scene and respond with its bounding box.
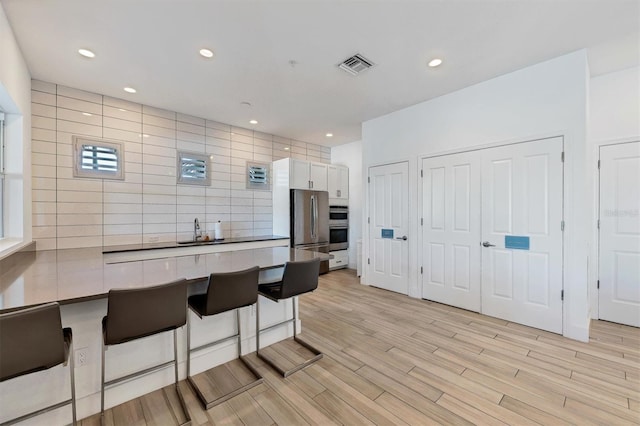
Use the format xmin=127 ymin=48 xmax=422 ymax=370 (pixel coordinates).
xmin=124 ymin=87 xmax=136 ymax=93
xmin=138 ymin=133 xmax=150 ymax=138
xmin=78 ymin=48 xmax=95 ymax=58
xmin=428 ymin=58 xmax=443 ymax=67
xmin=118 ymin=108 xmax=127 ymax=112
xmin=199 ymin=48 xmax=214 ymax=58
xmin=284 ymin=147 xmax=290 ymax=151
xmin=249 ymin=120 xmax=258 ymax=125
xmin=82 ymin=112 xmax=92 ymax=116
xmin=325 ymin=133 xmax=333 ymax=138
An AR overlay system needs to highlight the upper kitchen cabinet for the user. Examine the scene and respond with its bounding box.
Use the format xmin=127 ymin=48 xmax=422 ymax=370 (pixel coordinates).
xmin=328 ymin=165 xmax=349 ymax=205
xmin=288 ymin=158 xmax=328 ymax=191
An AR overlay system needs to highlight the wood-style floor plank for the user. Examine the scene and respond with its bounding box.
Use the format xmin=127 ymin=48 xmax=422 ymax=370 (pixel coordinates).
xmin=90 ymin=269 xmax=640 ymax=425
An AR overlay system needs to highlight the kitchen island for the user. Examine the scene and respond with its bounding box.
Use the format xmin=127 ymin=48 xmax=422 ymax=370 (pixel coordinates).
xmin=0 ymin=243 xmax=328 ymax=423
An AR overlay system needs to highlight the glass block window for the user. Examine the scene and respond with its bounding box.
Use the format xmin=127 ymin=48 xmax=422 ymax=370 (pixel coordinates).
xmin=73 ymin=136 xmax=124 ymax=180
xmin=246 ymin=162 xmax=270 ymax=190
xmin=177 ymin=151 xmax=210 ymax=186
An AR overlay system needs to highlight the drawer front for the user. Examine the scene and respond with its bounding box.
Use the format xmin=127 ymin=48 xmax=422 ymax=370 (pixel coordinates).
xmin=329 ymin=250 xmax=349 ymax=269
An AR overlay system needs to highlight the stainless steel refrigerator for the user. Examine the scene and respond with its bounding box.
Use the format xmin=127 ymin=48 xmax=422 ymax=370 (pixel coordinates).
xmin=290 ymin=189 xmax=330 ymax=274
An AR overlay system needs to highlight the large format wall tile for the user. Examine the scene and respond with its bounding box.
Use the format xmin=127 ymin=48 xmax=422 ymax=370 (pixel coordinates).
xmin=30 ymin=80 xmax=329 ymax=249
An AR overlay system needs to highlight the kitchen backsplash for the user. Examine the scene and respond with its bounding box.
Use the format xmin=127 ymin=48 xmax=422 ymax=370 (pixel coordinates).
xmin=31 ymin=80 xmax=330 ymax=250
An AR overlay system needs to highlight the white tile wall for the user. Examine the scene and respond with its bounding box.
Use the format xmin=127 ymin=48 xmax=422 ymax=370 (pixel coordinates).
xmin=31 ymin=80 xmax=331 ymax=249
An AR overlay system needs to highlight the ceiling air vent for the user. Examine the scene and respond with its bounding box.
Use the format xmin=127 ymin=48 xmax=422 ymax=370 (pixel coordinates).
xmin=338 ymin=53 xmax=374 ymax=75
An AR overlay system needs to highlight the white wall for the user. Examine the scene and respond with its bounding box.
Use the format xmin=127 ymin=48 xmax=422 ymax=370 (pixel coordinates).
xmin=590 ymin=67 xmax=640 ymax=142
xmin=0 ymin=2 xmax=31 ymax=244
xmin=588 ymin=66 xmax=640 ymax=319
xmin=30 ymin=80 xmax=331 ymax=250
xmin=331 ymin=140 xmax=362 ymax=269
xmin=362 ymin=51 xmax=590 ymax=341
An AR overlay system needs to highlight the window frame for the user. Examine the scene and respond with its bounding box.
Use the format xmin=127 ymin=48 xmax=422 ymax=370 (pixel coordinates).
xmin=246 ymin=161 xmax=270 ymax=190
xmin=177 ymin=150 xmax=210 ymax=186
xmin=73 ymin=136 xmax=125 ymax=180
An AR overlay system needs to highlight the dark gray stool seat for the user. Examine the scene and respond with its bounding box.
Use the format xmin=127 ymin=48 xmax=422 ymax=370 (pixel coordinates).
xmin=186 ymin=266 xmax=263 ymax=409
xmin=101 ymin=279 xmax=190 ymax=425
xmin=256 ymin=258 xmax=323 ymax=377
xmin=0 ymin=302 xmax=77 ymax=426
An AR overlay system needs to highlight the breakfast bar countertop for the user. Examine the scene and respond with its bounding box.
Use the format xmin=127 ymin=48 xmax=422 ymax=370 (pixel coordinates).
xmin=0 ymin=246 xmax=329 ymax=312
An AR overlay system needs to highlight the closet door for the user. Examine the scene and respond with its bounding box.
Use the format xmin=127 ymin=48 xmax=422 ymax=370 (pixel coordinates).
xmin=481 ymin=137 xmax=563 ymax=333
xmin=599 ymin=141 xmax=640 ymax=326
xmin=422 ymin=152 xmax=481 ymax=312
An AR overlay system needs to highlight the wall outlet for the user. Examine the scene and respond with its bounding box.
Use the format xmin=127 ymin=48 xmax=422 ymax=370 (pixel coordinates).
xmin=75 ymin=347 xmax=88 ymax=367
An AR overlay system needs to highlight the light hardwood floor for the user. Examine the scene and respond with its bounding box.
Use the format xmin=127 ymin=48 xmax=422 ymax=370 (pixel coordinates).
xmin=82 ymin=269 xmax=640 ymax=425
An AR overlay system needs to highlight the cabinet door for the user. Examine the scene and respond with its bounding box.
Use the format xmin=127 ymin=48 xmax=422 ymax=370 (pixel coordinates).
xmin=337 ymin=166 xmax=349 ymax=199
xmin=310 ymin=162 xmax=328 ymax=191
xmin=327 ymin=165 xmax=339 ymax=197
xmin=290 ymin=158 xmax=310 ymax=189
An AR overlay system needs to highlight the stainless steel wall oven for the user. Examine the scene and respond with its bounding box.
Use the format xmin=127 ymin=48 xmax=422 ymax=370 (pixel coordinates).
xmin=329 ymin=206 xmax=348 ymax=251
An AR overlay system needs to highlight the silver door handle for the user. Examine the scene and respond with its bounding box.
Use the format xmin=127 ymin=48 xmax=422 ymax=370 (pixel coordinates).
xmin=310 ymin=195 xmax=316 ymax=239
xmin=482 ymin=241 xmax=495 ymax=247
xmin=396 ymin=236 xmax=408 ymax=241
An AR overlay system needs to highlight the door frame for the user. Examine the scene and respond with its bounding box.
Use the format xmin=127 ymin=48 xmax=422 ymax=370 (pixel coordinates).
xmin=418 ymin=136 xmax=565 ymax=326
xmin=592 ymin=137 xmax=640 ymax=320
xmin=364 ymin=159 xmax=417 ymax=296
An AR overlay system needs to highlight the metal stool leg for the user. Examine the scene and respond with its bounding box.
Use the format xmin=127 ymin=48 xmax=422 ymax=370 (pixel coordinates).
xmin=256 ymin=296 xmax=322 ymax=378
xmin=186 ymin=310 xmax=191 ymax=377
xmin=100 ymin=337 xmax=105 ymax=422
xmin=186 ymin=306 xmax=262 ymax=409
xmin=69 ymin=338 xmax=77 ymax=425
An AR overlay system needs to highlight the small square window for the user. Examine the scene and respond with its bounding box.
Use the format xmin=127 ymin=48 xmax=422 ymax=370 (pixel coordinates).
xmin=177 ymin=151 xmax=210 ymax=186
xmin=246 ymin=162 xmax=270 ymax=190
xmin=73 ymin=136 xmax=124 ymax=180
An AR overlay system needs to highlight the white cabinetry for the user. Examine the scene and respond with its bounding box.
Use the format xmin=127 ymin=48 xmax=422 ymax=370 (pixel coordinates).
xmin=328 ymin=165 xmax=349 ymax=205
xmin=289 ymin=158 xmax=327 ymax=191
xmin=273 ymin=158 xmax=330 ymax=236
xmin=329 ymin=249 xmax=349 ymax=270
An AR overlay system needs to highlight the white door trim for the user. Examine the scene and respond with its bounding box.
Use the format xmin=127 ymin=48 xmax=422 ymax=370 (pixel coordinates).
xmin=362 ymin=157 xmax=419 ymax=297
xmin=366 ymin=161 xmax=410 ymax=295
xmin=594 ymin=138 xmax=640 ymax=322
xmin=418 ymin=136 xmax=565 ymax=333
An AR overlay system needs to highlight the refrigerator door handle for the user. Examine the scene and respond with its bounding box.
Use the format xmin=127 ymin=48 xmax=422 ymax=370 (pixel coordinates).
xmin=314 ymin=194 xmax=319 ymax=239
xmin=310 ymin=195 xmax=316 ymax=239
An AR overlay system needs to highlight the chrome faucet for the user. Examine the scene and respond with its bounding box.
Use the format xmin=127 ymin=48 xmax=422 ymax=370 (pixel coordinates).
xmin=194 ymin=218 xmax=202 ymax=241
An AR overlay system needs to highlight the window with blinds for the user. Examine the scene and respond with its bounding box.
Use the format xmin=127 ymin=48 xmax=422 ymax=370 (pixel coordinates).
xmin=73 ymin=136 xmax=124 ymax=180
xmin=246 ymin=162 xmax=270 ymax=190
xmin=177 ymin=151 xmax=210 ymax=185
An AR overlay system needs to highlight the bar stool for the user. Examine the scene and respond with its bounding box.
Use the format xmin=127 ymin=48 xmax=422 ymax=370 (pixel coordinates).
xmin=186 ymin=266 xmax=262 ymax=409
xmin=0 ymin=302 xmax=76 ymax=426
xmin=101 ymin=279 xmax=190 ymax=425
xmin=256 ymin=258 xmax=323 ymax=377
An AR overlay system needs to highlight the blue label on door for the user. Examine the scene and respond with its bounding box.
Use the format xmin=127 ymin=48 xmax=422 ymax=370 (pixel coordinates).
xmin=505 ymin=235 xmax=530 ymax=250
xmin=381 ymin=229 xmax=394 ymax=239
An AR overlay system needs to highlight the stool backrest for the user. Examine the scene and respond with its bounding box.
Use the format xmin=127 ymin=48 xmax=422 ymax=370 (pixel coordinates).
xmin=105 ymin=279 xmax=187 ymax=345
xmin=0 ymin=302 xmax=66 ymax=382
xmin=205 ymin=266 xmax=260 ymax=316
xmin=280 ymin=258 xmax=321 ymax=299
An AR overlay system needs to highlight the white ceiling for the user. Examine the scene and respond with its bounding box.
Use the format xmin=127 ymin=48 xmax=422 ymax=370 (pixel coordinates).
xmin=2 ymin=0 xmax=639 ymax=147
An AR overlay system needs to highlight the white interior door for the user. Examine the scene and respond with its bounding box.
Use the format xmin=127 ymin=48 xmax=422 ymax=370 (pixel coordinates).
xmin=368 ymin=162 xmax=409 ymax=294
xmin=481 ymin=137 xmax=563 ymax=333
xmin=599 ymin=141 xmax=640 ymax=327
xmin=422 ymin=152 xmax=481 ymax=311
